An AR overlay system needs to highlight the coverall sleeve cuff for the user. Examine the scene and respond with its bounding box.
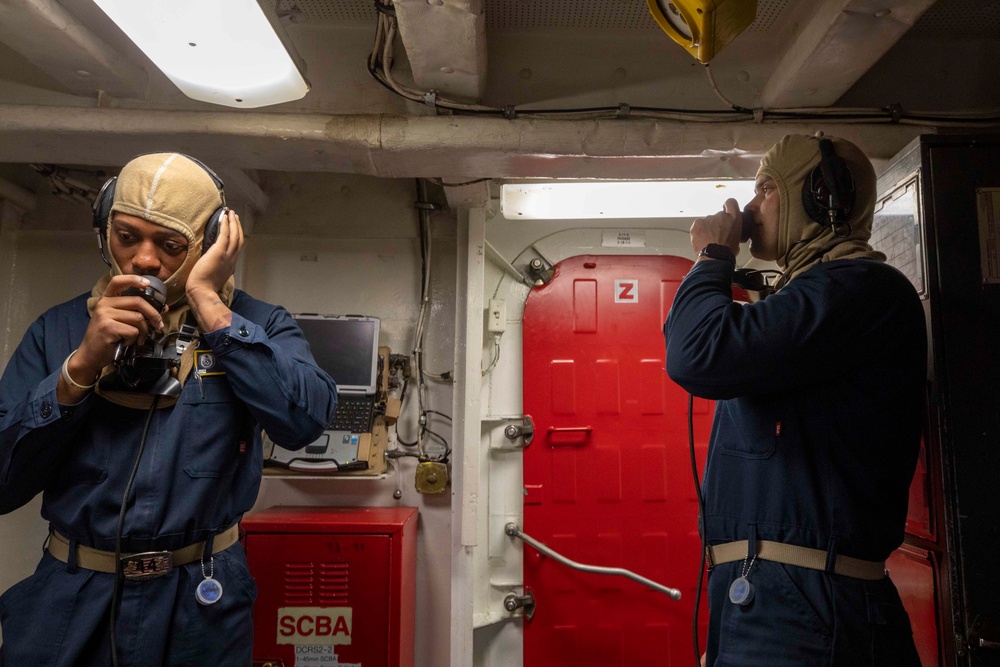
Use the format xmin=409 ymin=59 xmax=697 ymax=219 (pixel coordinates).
xmin=28 ymin=370 xmax=92 ymax=428
xmin=690 ymin=257 xmax=736 ymax=279
xmin=203 ymin=313 xmax=266 ymax=356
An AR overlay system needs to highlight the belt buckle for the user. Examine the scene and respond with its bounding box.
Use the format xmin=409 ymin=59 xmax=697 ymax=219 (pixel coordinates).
xmin=705 ymin=545 xmax=715 ymax=570
xmin=121 ymin=551 xmax=173 ymax=581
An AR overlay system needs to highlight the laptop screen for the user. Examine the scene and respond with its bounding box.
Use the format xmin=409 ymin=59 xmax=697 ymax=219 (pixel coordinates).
xmin=294 ymin=315 xmax=380 ymax=393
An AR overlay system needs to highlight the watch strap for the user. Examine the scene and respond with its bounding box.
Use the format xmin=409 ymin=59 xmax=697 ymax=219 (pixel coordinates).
xmin=698 ymin=243 xmax=736 ymax=263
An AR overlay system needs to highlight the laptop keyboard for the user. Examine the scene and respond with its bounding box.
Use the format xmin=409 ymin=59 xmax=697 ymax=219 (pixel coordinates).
xmin=329 ymin=394 xmax=375 ymax=433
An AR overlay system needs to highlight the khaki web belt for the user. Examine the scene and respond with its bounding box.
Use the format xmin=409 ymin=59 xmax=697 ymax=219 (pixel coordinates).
xmin=707 ymin=539 xmax=887 ymax=581
xmin=47 ymin=524 xmax=239 ymax=581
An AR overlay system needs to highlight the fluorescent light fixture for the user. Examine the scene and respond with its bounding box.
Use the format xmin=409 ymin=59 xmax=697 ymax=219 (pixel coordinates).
xmin=94 ymin=0 xmax=309 ymax=108
xmin=501 ymin=180 xmax=756 ymax=220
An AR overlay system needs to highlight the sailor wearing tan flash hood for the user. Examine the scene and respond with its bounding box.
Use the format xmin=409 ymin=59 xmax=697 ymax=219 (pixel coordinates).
xmin=665 ymin=135 xmax=926 ymax=666
xmin=0 ymin=153 xmax=337 ymax=666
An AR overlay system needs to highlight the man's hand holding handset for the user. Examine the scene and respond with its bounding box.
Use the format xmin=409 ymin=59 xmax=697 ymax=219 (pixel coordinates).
xmin=690 ymin=197 xmax=745 ymax=263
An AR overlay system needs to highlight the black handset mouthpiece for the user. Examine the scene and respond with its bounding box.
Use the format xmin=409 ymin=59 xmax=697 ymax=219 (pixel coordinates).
xmin=122 ymin=275 xmax=168 ymax=313
xmin=740 ymin=211 xmax=752 ymax=243
xmin=144 ymin=276 xmax=167 ymax=307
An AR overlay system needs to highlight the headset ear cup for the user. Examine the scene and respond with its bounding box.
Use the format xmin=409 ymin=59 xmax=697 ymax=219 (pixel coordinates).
xmin=93 ymin=177 xmax=117 ymax=236
xmin=202 ymin=207 xmax=226 ymax=252
xmin=801 ymin=141 xmax=857 ymax=225
xmin=826 ymin=157 xmax=855 ymax=220
xmin=801 ymin=173 xmax=828 ymax=224
xmin=92 ymin=177 xmax=117 ymax=266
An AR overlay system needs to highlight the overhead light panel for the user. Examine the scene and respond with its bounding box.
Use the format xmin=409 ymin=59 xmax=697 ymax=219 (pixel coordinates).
xmin=646 ymin=0 xmax=758 ymax=63
xmin=93 ymin=0 xmax=309 ymax=108
xmin=501 ymin=181 xmax=756 ymax=220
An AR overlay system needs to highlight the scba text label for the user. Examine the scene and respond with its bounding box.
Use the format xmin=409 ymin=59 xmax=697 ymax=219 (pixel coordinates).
xmin=277 ymin=607 xmax=353 ymax=645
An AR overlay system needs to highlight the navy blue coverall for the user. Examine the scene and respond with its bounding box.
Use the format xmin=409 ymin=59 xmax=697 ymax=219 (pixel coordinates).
xmin=665 ymin=258 xmax=926 ymax=666
xmin=0 ymin=290 xmax=336 ymax=666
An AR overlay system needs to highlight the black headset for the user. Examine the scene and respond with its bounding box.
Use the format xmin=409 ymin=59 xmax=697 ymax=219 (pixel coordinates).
xmin=92 ymin=154 xmax=227 ymax=267
xmin=801 ymin=138 xmax=855 ymax=235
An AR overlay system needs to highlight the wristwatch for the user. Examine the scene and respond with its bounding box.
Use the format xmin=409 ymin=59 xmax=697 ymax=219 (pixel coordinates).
xmin=698 ymin=243 xmax=736 ymax=263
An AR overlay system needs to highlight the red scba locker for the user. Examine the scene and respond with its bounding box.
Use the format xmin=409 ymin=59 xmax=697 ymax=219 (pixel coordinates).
xmin=242 ymin=506 xmax=418 ymax=667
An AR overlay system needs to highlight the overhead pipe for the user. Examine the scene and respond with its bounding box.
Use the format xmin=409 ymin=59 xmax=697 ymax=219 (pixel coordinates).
xmin=0 ymin=105 xmax=930 ymax=180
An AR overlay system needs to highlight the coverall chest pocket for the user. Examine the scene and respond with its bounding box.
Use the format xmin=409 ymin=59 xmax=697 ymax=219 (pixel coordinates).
xmin=720 ymin=397 xmax=786 ymax=459
xmin=181 ymin=377 xmax=245 ymax=478
xmin=59 ymin=403 xmax=118 ymax=484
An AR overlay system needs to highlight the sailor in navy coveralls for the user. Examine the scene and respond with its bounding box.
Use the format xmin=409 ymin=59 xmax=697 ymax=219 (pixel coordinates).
xmin=0 ymin=154 xmax=337 ymax=666
xmin=665 ymin=135 xmax=926 ymax=666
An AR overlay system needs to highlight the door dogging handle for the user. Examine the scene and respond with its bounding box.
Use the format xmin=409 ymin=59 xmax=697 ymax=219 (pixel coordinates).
xmin=504 ymin=415 xmax=534 ymax=446
xmin=977 ymin=637 xmax=1000 ymax=650
xmin=503 ymin=590 xmax=536 ymax=620
xmin=504 ymin=523 xmax=682 ymax=601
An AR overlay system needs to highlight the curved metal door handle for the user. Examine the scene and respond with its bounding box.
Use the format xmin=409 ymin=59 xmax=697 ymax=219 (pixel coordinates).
xmin=505 ymin=522 xmax=682 ymax=601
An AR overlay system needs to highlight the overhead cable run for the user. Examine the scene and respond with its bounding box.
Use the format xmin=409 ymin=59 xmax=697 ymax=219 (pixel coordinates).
xmin=367 ymin=1 xmax=1000 ymax=128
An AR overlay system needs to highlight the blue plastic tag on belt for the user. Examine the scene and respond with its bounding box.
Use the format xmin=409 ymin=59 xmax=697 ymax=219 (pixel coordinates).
xmin=196 ymin=577 xmax=223 ymax=605
xmin=728 ymin=576 xmax=754 ymax=606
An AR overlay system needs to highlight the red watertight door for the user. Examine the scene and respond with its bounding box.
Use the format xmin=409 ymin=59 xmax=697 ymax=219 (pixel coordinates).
xmin=522 ymin=254 xmax=711 ymax=667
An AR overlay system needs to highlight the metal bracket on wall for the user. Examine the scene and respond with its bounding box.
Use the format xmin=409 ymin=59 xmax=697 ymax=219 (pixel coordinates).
xmin=504 ymin=522 xmax=682 ymax=601
xmin=503 ymin=587 xmax=536 ymax=620
xmin=484 ymin=414 xmax=533 ymax=451
xmin=485 ymin=241 xmax=534 ymax=287
xmin=524 ymin=257 xmax=553 ymax=286
xmin=517 ymin=244 xmax=554 ymax=286
xmin=503 ymin=414 xmax=534 ymax=448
